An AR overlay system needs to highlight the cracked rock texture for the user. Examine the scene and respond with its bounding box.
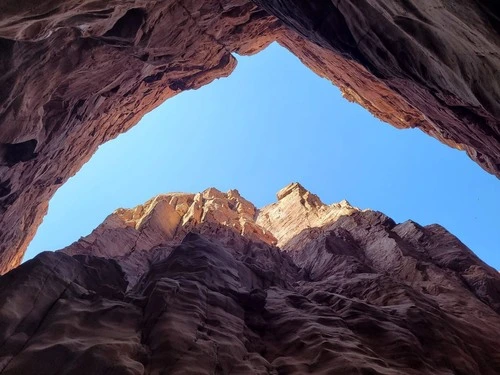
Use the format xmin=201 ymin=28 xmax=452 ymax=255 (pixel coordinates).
xmin=1 ymin=183 xmax=500 ymax=374
xmin=0 ymin=0 xmax=499 ymax=274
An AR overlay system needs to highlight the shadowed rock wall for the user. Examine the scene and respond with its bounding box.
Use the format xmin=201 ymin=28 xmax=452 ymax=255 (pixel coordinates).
xmin=1 ymin=184 xmax=499 ymax=374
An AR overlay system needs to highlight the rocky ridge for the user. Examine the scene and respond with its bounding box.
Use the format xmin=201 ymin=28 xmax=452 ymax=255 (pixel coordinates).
xmin=1 ymin=183 xmax=499 ymax=374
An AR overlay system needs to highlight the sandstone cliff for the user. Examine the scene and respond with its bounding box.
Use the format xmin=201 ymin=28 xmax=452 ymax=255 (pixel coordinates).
xmin=0 ymin=0 xmax=499 ymax=273
xmin=1 ymin=183 xmax=499 ymax=374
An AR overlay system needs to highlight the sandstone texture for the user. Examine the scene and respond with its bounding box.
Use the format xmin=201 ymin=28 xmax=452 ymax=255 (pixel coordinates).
xmin=0 ymin=0 xmax=499 ymax=273
xmin=1 ymin=183 xmax=500 ymax=374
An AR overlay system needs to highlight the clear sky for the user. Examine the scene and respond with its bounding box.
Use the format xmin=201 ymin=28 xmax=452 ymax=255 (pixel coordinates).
xmin=25 ymin=43 xmax=500 ymax=269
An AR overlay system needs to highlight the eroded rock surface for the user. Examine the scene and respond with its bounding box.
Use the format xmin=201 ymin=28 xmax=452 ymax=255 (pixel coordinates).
xmin=0 ymin=0 xmax=499 ymax=273
xmin=1 ymin=183 xmax=499 ymax=374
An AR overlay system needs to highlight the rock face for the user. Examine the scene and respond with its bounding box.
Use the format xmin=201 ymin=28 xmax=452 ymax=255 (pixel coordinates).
xmin=1 ymin=183 xmax=500 ymax=374
xmin=0 ymin=0 xmax=499 ymax=274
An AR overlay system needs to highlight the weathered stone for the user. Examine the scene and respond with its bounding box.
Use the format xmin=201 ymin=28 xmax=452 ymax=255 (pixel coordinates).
xmin=1 ymin=184 xmax=499 ymax=374
xmin=0 ymin=0 xmax=499 ymax=273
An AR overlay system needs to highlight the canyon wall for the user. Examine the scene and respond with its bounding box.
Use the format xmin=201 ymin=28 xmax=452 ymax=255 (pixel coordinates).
xmin=0 ymin=0 xmax=499 ymax=273
xmin=1 ymin=183 xmax=499 ymax=374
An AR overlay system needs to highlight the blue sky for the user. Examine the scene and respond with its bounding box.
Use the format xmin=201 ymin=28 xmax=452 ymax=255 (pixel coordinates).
xmin=25 ymin=43 xmax=500 ymax=269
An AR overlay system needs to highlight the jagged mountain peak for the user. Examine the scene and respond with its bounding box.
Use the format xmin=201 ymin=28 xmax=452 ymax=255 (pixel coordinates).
xmin=66 ymin=184 xmax=358 ymax=268
xmin=1 ymin=184 xmax=499 ymax=374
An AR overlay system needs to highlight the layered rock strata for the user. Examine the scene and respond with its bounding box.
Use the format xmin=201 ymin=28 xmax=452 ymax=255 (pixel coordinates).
xmin=1 ymin=0 xmax=499 ymax=273
xmin=1 ymin=183 xmax=499 ymax=374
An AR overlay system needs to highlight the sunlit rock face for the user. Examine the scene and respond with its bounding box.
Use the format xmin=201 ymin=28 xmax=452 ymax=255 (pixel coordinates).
xmin=0 ymin=0 xmax=499 ymax=273
xmin=1 ymin=184 xmax=500 ymax=374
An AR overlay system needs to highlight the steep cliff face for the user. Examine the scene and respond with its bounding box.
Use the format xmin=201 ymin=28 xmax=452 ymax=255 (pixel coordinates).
xmin=1 ymin=183 xmax=499 ymax=374
xmin=0 ymin=0 xmax=499 ymax=274
xmin=0 ymin=0 xmax=281 ymax=273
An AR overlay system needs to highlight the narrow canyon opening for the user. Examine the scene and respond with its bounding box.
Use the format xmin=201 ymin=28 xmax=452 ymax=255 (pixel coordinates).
xmin=1 ymin=0 xmax=498 ymax=275
xmin=24 ymin=43 xmax=500 ymax=269
xmin=1 ymin=1 xmax=500 ymax=373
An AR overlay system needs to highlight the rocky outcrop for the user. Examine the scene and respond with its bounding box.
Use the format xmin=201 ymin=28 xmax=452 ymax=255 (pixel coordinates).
xmin=0 ymin=0 xmax=499 ymax=274
xmin=1 ymin=183 xmax=499 ymax=374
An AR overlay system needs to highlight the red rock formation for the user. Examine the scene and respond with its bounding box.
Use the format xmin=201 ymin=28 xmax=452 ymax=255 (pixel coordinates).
xmin=0 ymin=0 xmax=499 ymax=274
xmin=1 ymin=184 xmax=499 ymax=374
